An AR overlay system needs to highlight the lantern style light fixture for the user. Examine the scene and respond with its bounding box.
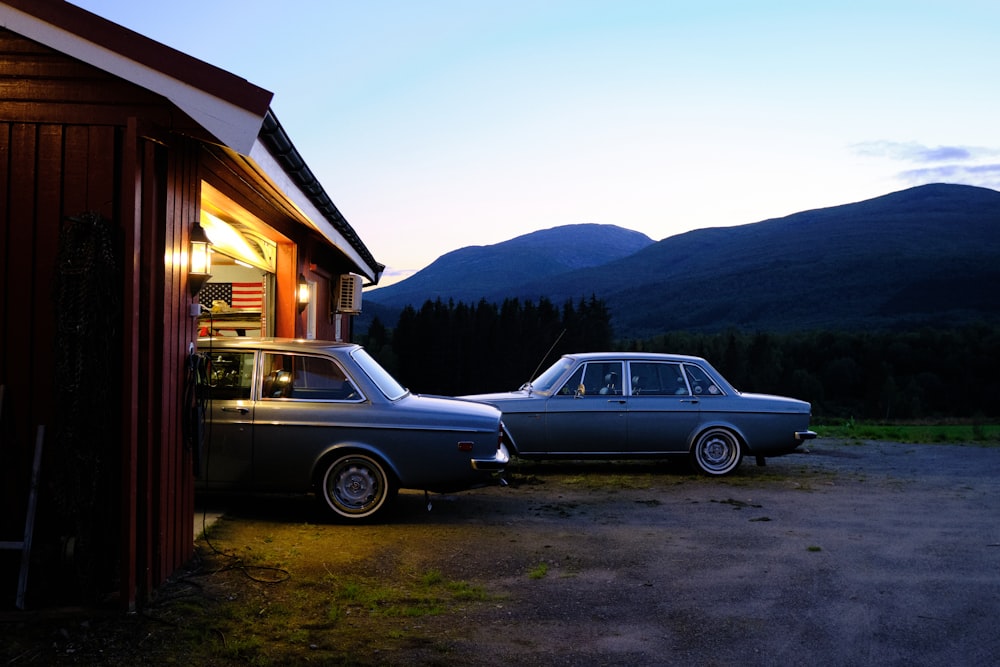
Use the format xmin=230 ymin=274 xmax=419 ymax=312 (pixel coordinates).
xmin=297 ymin=274 xmax=311 ymax=311
xmin=189 ymin=222 xmax=212 ymax=296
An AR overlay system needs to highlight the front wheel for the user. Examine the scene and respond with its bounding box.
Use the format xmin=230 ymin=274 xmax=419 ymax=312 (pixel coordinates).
xmin=319 ymin=454 xmax=394 ymax=520
xmin=690 ymin=428 xmax=743 ymax=476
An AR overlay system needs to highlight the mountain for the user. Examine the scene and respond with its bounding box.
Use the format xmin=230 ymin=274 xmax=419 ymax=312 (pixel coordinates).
xmin=363 ymin=184 xmax=1000 ymax=336
xmin=365 ymin=223 xmax=655 ymax=307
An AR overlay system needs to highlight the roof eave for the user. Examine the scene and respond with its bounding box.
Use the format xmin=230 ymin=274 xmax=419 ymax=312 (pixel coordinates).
xmin=253 ymin=110 xmax=384 ymax=284
xmin=1 ymin=0 xmax=272 ymax=153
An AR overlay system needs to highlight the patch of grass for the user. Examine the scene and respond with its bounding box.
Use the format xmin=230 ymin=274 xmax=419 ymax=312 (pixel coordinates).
xmin=448 ymin=580 xmax=490 ymax=600
xmin=211 ymin=632 xmax=266 ymax=661
xmin=336 ymin=577 xmax=396 ymax=612
xmin=421 ymin=569 xmax=445 ymax=586
xmin=287 ymin=628 xmax=309 ymax=644
xmin=715 ymin=463 xmax=837 ymax=489
xmin=815 ymin=419 xmax=1000 ymax=445
xmin=328 ymin=570 xmax=495 ymax=620
xmin=807 ymin=545 xmax=822 ymax=552
xmin=523 ymin=460 xmax=668 ymax=489
xmin=142 ymin=550 xmax=504 ymax=666
xmin=381 ymin=598 xmax=445 ymax=618
xmin=528 ymin=562 xmax=549 ymax=579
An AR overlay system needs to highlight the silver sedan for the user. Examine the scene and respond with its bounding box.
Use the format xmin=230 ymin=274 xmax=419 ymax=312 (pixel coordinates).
xmin=195 ymin=338 xmax=511 ymax=520
xmin=460 ymin=352 xmax=815 ymax=475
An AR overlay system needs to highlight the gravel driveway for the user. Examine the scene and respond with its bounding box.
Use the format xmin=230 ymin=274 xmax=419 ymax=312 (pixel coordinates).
xmin=375 ymin=438 xmax=1000 ymax=666
xmin=9 ymin=438 xmax=995 ymax=666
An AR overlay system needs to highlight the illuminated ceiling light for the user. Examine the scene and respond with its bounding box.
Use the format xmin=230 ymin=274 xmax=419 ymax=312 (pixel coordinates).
xmin=200 ymin=211 xmax=272 ymax=271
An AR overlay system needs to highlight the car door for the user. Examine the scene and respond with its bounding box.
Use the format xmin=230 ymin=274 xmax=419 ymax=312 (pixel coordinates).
xmin=625 ymin=361 xmax=700 ymax=453
xmin=540 ymin=361 xmax=627 ymax=455
xmin=250 ymin=351 xmax=365 ymax=489
xmin=200 ymin=349 xmax=257 ymax=487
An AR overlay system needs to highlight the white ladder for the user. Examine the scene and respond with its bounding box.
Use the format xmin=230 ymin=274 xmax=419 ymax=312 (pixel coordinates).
xmin=0 ymin=386 xmax=44 ymax=610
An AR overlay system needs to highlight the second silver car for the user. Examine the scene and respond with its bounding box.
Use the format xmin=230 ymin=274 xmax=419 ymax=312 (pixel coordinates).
xmin=460 ymin=352 xmax=815 ymax=475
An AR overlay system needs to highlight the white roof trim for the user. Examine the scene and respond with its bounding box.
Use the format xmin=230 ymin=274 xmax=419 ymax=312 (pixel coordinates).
xmin=248 ymin=139 xmax=379 ymax=283
xmin=0 ymin=5 xmax=263 ymax=153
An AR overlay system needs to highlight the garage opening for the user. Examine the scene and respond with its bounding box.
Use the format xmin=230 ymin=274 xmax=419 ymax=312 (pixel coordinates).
xmin=196 ymin=183 xmax=282 ymax=337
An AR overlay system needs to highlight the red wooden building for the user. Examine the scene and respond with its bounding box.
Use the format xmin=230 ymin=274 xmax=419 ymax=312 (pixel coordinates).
xmin=0 ymin=0 xmax=383 ymax=609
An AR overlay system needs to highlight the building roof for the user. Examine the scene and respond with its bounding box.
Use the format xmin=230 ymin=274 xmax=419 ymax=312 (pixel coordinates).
xmin=0 ymin=0 xmax=383 ymax=283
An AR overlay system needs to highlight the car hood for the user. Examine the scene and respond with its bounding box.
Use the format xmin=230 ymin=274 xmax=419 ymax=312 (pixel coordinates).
xmin=458 ymin=390 xmax=542 ymax=403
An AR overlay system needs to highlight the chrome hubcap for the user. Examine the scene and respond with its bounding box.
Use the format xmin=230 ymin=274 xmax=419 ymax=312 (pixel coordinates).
xmin=703 ymin=438 xmax=731 ymax=464
xmin=332 ymin=462 xmax=379 ymax=510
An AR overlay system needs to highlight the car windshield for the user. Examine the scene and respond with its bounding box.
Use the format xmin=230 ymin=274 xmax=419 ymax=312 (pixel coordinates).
xmin=524 ymin=357 xmax=576 ymax=394
xmin=350 ymin=347 xmax=408 ymax=400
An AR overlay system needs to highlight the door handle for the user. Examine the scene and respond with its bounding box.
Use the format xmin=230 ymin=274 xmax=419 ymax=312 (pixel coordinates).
xmin=680 ymin=398 xmax=699 ymax=404
xmin=222 ymin=406 xmax=250 ymax=414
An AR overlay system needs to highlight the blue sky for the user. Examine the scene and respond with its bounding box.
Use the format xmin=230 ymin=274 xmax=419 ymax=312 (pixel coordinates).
xmin=73 ymin=1 xmax=1000 ymax=284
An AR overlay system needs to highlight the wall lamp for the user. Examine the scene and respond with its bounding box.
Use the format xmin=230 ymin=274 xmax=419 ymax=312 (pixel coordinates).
xmin=189 ymin=222 xmax=212 ymax=296
xmin=297 ymin=274 xmax=311 ymax=312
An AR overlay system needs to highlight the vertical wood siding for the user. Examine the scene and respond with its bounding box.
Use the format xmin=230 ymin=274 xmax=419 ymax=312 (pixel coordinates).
xmin=0 ymin=120 xmax=198 ymax=609
xmin=119 ymin=124 xmax=199 ymax=607
xmin=1 ymin=123 xmax=52 ymax=545
xmin=1 ymin=29 xmax=199 ymax=608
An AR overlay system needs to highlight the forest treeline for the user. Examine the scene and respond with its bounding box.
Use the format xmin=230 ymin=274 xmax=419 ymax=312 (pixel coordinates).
xmin=358 ymin=297 xmax=1000 ymax=420
xmin=362 ymin=296 xmax=613 ymax=396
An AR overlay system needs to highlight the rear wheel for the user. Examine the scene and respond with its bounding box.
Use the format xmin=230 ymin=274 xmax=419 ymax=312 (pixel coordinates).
xmin=319 ymin=454 xmax=394 ymax=520
xmin=690 ymin=428 xmax=743 ymax=476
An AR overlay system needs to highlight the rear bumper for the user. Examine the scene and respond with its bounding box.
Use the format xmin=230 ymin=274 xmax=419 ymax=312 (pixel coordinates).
xmin=471 ymin=443 xmax=510 ymax=472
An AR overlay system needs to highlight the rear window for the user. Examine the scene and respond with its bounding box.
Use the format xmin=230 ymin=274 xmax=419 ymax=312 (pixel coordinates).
xmin=684 ymin=364 xmax=723 ymax=395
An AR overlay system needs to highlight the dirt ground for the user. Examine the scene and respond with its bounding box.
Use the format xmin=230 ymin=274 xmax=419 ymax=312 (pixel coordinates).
xmin=3 ymin=438 xmax=1000 ymax=666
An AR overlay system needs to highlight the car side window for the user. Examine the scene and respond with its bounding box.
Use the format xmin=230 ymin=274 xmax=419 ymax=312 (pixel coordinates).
xmin=261 ymin=353 xmax=360 ymax=401
xmin=684 ymin=364 xmax=722 ymax=395
xmin=206 ymin=351 xmax=254 ymax=400
xmin=556 ymin=362 xmax=624 ymax=396
xmin=629 ymin=362 xmax=688 ymax=395
xmin=556 ymin=366 xmax=586 ymax=396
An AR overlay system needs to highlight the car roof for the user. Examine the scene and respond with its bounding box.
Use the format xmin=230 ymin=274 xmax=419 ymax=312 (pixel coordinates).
xmin=561 ymin=352 xmax=709 ymax=364
xmin=197 ymin=337 xmax=359 ymax=354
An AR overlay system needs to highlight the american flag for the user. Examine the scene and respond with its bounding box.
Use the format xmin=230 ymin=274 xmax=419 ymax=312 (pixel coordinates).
xmin=200 ymin=282 xmax=263 ymax=310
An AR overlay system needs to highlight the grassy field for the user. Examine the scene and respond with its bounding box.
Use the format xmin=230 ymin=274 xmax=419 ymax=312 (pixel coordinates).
xmin=813 ymin=419 xmax=1000 ymax=445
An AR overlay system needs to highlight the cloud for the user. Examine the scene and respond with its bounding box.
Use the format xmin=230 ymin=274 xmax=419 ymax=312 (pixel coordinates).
xmin=852 ymin=141 xmax=1000 ymax=190
xmin=917 ymin=146 xmax=973 ymax=162
xmin=850 ymin=140 xmax=994 ymax=163
xmin=369 ymin=267 xmax=417 ymax=288
xmin=898 ymin=163 xmax=1000 ymax=185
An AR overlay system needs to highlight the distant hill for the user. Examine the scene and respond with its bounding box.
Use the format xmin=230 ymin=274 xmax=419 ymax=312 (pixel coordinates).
xmin=363 ymin=184 xmax=1000 ymax=337
xmin=365 ymin=223 xmax=655 ymax=307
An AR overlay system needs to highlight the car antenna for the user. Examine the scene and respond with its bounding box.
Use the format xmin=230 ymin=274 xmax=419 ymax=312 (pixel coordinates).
xmin=522 ymin=328 xmax=566 ymax=393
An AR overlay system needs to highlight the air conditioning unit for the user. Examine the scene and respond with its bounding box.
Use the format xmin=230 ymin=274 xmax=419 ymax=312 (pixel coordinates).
xmin=335 ymin=274 xmax=362 ymax=314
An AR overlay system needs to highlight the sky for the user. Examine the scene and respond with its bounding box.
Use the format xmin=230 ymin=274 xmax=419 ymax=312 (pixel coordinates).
xmin=72 ymin=1 xmax=1000 ymax=285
